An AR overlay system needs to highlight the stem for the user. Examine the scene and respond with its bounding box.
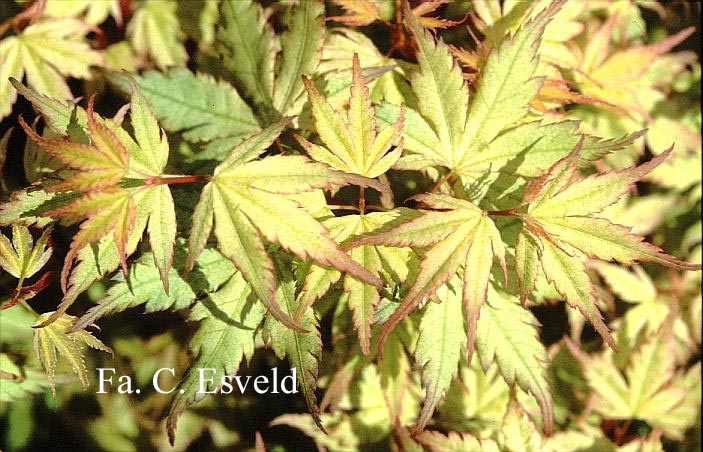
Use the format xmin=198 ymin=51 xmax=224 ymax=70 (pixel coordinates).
xmin=613 ymin=419 xmax=632 ymax=445
xmin=359 ymin=187 xmax=366 ymax=215
xmin=487 ymin=209 xmax=520 ymax=217
xmin=429 ymin=170 xmax=454 ymax=194
xmin=328 ymin=205 xmax=360 ymax=212
xmin=144 ymin=175 xmax=211 ymax=186
xmin=19 ymin=299 xmax=39 ymax=317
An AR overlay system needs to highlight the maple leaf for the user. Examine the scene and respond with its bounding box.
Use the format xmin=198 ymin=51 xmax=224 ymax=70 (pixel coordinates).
xmin=498 ymin=396 xmax=543 ymax=451
xmin=42 ymin=0 xmax=122 ymax=26
xmin=518 ymin=142 xmax=701 ymax=349
xmin=13 ymin=79 xmax=179 ymax=327
xmin=187 ymin=118 xmax=386 ymax=331
xmin=33 ymin=311 xmax=111 ymax=395
xmin=299 ymin=53 xmax=405 ymax=179
xmin=264 ymin=256 xmax=325 ymax=431
xmin=379 ymin=1 xmax=563 ymax=173
xmin=351 ymin=193 xmax=506 ymax=363
xmin=0 ymin=225 xmax=52 ymax=286
xmin=476 ymin=286 xmax=553 ymax=436
xmin=167 ymin=271 xmax=264 ymax=444
xmin=0 ymin=18 xmax=103 ymax=119
xmin=329 ymin=0 xmax=382 ymax=26
xmin=217 ymin=0 xmax=324 ymax=122
xmin=127 ymin=0 xmax=187 ymax=69
xmin=329 ymin=1 xmax=462 ymax=30
xmin=571 ymin=325 xmax=701 ymax=439
xmin=574 ymin=17 xmax=695 ymax=120
xmin=0 ymin=225 xmax=53 ymax=309
xmin=411 ymin=1 xmax=466 ymax=31
xmin=70 ymin=243 xmax=235 ymax=333
xmin=413 ymin=276 xmax=466 ymax=431
xmin=296 ymin=210 xmax=414 ymax=354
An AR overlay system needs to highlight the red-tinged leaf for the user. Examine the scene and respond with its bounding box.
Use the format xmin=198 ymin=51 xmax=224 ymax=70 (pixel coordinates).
xmin=537 ymin=236 xmax=616 ymax=350
xmin=211 ymin=183 xmax=305 ymax=333
xmin=1 ymin=271 xmax=55 ymax=310
xmin=530 ymin=146 xmax=673 ymax=218
xmin=538 ymin=216 xmax=701 ymax=271
xmin=86 ymin=96 xmax=129 ymax=169
xmin=48 ymin=189 xmax=133 ymax=292
xmin=255 ymin=431 xmax=266 ymax=452
xmin=18 ymin=116 xmax=125 ymax=192
xmin=462 ymin=217 xmax=497 ymax=365
xmin=328 ymin=0 xmax=380 ymax=26
xmin=523 ymin=135 xmax=583 ymax=205
xmin=377 ymin=220 xmax=475 ymax=355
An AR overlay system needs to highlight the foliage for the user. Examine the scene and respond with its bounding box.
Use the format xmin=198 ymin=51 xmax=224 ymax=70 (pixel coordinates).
xmin=0 ymin=1 xmax=700 ymax=450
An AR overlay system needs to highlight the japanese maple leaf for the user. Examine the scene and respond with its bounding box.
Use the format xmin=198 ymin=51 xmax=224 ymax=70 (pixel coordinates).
xmin=296 ymin=210 xmax=414 ymax=354
xmin=16 ymin=79 xmax=178 ymax=327
xmin=298 ymin=53 xmax=405 ymax=179
xmin=294 ymin=52 xmax=411 ymax=351
xmin=0 ymin=18 xmax=103 ymax=119
xmin=20 ymin=97 xmax=134 ymax=290
xmin=351 ymin=193 xmax=506 ymax=359
xmin=516 ymin=140 xmax=701 ymax=349
xmin=0 ymin=225 xmax=53 ymax=309
xmin=186 ymin=119 xmax=386 ymax=332
xmin=329 ymin=0 xmax=463 ymax=30
xmin=574 ymin=16 xmax=695 ymax=120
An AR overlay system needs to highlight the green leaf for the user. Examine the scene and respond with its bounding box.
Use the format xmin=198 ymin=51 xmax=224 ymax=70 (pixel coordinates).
xmin=298 ymin=211 xmax=414 ymax=353
xmin=0 ymin=225 xmax=52 ymax=282
xmin=37 ymin=187 xmax=154 ymax=328
xmin=457 ymin=2 xmax=564 ymax=164
xmin=72 ymin=245 xmax=235 ymax=332
xmin=520 ymin=142 xmax=699 ymax=347
xmin=200 ymin=120 xmax=383 ymax=331
xmin=125 ymin=69 xmax=261 ymax=143
xmin=33 ymin=312 xmax=111 ymax=394
xmin=414 ymin=276 xmax=466 ymax=431
xmin=537 ymin=216 xmax=699 ymax=270
xmin=301 ymin=54 xmax=405 ymax=178
xmin=0 ymin=354 xmax=52 ymax=403
xmin=1 ymin=19 xmax=103 ymax=118
xmin=264 ymin=256 xmax=324 ymax=431
xmin=515 ymin=229 xmax=541 ymax=304
xmin=272 ymin=0 xmax=325 ymax=116
xmin=402 ymin=2 xmax=467 ymax=167
xmin=127 ymin=78 xmax=169 ymax=175
xmin=579 ymin=328 xmax=696 ymax=436
xmin=218 ymin=0 xmax=275 ymax=117
xmin=454 ymin=121 xmax=646 ymax=208
xmin=147 ymin=185 xmax=177 ymax=293
xmin=353 ymin=194 xmax=505 ymax=359
xmin=538 ymin=237 xmax=615 ymax=349
xmin=166 ymin=271 xmax=265 ymax=444
xmin=528 ymin=147 xmax=673 ymax=218
xmin=499 ymin=397 xmax=542 ymax=452
xmin=376 ymin=102 xmax=444 ymax=171
xmin=476 ymin=286 xmax=553 ymax=434
xmin=8 ymin=78 xmax=87 ymax=138
xmin=592 ymin=262 xmax=656 ymax=305
xmin=127 ymin=0 xmax=187 ymax=69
